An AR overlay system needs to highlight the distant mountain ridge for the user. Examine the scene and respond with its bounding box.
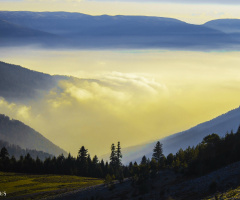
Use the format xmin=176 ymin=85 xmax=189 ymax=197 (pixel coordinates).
xmin=122 ymin=106 xmax=240 ymax=164
xmin=0 ymin=114 xmax=67 ymax=157
xmin=204 ymin=19 xmax=240 ymax=33
xmin=0 ymin=11 xmax=239 ymax=49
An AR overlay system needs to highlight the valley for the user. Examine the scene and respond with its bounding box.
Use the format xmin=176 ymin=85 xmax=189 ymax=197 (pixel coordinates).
xmin=0 ymin=5 xmax=240 ymax=199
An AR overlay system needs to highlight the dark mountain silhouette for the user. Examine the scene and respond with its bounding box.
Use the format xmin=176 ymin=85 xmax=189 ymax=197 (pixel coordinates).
xmin=122 ymin=106 xmax=240 ymax=164
xmin=0 ymin=140 xmax=54 ymax=160
xmin=0 ymin=61 xmax=68 ymax=102
xmin=0 ymin=11 xmax=238 ymax=49
xmin=0 ymin=114 xmax=67 ymax=157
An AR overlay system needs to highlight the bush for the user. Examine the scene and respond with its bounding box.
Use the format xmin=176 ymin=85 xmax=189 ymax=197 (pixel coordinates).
xmin=104 ymin=174 xmax=115 ymax=190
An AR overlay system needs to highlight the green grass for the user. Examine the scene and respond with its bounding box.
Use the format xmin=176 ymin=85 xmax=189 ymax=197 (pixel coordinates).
xmin=203 ymin=186 xmax=240 ymax=200
xmin=0 ymin=171 xmax=104 ymax=199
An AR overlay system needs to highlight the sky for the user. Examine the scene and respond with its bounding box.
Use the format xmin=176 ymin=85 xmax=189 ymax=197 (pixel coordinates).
xmin=1 ymin=0 xmax=240 ymax=24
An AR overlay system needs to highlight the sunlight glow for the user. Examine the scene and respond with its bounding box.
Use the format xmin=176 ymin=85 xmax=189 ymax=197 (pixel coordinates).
xmin=1 ymin=48 xmax=240 ymax=156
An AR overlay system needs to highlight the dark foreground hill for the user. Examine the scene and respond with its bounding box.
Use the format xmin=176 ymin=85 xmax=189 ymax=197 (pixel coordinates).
xmin=0 ymin=114 xmax=67 ymax=157
xmin=42 ymin=160 xmax=240 ymax=200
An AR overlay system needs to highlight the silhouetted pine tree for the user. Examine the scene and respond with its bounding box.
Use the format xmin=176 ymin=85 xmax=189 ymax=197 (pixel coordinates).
xmin=0 ymin=147 xmax=9 ymax=171
xmin=78 ymin=146 xmax=88 ymax=176
xmin=116 ymin=141 xmax=122 ymax=168
xmin=152 ymin=141 xmax=163 ymax=168
xmin=110 ymin=143 xmax=117 ymax=169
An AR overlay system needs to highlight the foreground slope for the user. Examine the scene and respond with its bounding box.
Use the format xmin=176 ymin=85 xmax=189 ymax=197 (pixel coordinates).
xmin=41 ymin=160 xmax=240 ymax=200
xmin=122 ymin=106 xmax=240 ymax=164
xmin=0 ymin=172 xmax=103 ymax=199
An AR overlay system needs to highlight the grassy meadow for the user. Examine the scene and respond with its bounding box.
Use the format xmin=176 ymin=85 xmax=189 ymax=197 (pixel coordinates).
xmin=0 ymin=171 xmax=104 ymax=199
xmin=204 ymin=186 xmax=240 ymax=200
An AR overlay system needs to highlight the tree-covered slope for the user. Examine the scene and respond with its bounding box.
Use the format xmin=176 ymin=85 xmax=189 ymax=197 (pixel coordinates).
xmin=0 ymin=140 xmax=54 ymax=160
xmin=0 ymin=61 xmax=63 ymax=101
xmin=122 ymin=106 xmax=240 ymax=164
xmin=0 ymin=114 xmax=67 ymax=157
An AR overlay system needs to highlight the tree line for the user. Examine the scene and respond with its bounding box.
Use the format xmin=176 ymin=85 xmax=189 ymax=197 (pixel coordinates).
xmin=131 ymin=125 xmax=240 ymax=179
xmin=0 ymin=142 xmax=129 ymax=180
xmin=1 ymin=126 xmax=240 ymax=183
xmin=0 ymin=140 xmax=53 ymax=160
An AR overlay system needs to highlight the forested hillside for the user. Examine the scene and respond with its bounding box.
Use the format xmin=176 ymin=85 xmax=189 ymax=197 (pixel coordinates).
xmin=122 ymin=106 xmax=240 ymax=164
xmin=0 ymin=114 xmax=67 ymax=157
xmin=0 ymin=140 xmax=53 ymax=160
xmin=0 ymin=61 xmax=57 ymax=101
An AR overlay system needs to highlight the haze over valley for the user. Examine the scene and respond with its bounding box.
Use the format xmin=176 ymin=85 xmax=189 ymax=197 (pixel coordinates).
xmin=1 ymin=47 xmax=240 ymax=160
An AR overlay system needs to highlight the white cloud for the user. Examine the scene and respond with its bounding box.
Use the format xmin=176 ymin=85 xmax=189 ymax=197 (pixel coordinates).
xmin=0 ymin=73 xmax=169 ymax=157
xmin=0 ymin=98 xmax=32 ymax=120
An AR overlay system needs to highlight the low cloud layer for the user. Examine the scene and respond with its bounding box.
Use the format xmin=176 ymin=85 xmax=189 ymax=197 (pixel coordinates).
xmin=0 ymin=72 xmax=169 ymax=157
xmin=2 ymin=49 xmax=240 ymax=159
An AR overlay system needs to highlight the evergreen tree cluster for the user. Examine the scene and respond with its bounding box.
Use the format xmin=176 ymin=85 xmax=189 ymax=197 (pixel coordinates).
xmin=109 ymin=142 xmax=124 ymax=181
xmin=0 ymin=142 xmax=129 ymax=179
xmin=157 ymin=127 xmax=240 ymax=176
xmin=125 ymin=141 xmax=164 ymax=194
xmin=1 ymin=126 xmax=240 ymax=183
xmin=126 ymin=126 xmax=240 ymax=189
xmin=0 ymin=140 xmax=53 ymax=160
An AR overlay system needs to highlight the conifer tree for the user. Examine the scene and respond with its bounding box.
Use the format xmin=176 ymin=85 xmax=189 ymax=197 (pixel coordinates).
xmin=78 ymin=146 xmax=88 ymax=176
xmin=152 ymin=141 xmax=163 ymax=164
xmin=78 ymin=146 xmax=88 ymax=162
xmin=237 ymin=125 xmax=240 ymax=134
xmin=0 ymin=147 xmax=9 ymax=159
xmin=141 ymin=155 xmax=147 ymax=165
xmin=116 ymin=141 xmax=122 ymax=167
xmin=93 ymin=155 xmax=99 ymax=165
xmin=110 ymin=143 xmax=117 ymax=168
